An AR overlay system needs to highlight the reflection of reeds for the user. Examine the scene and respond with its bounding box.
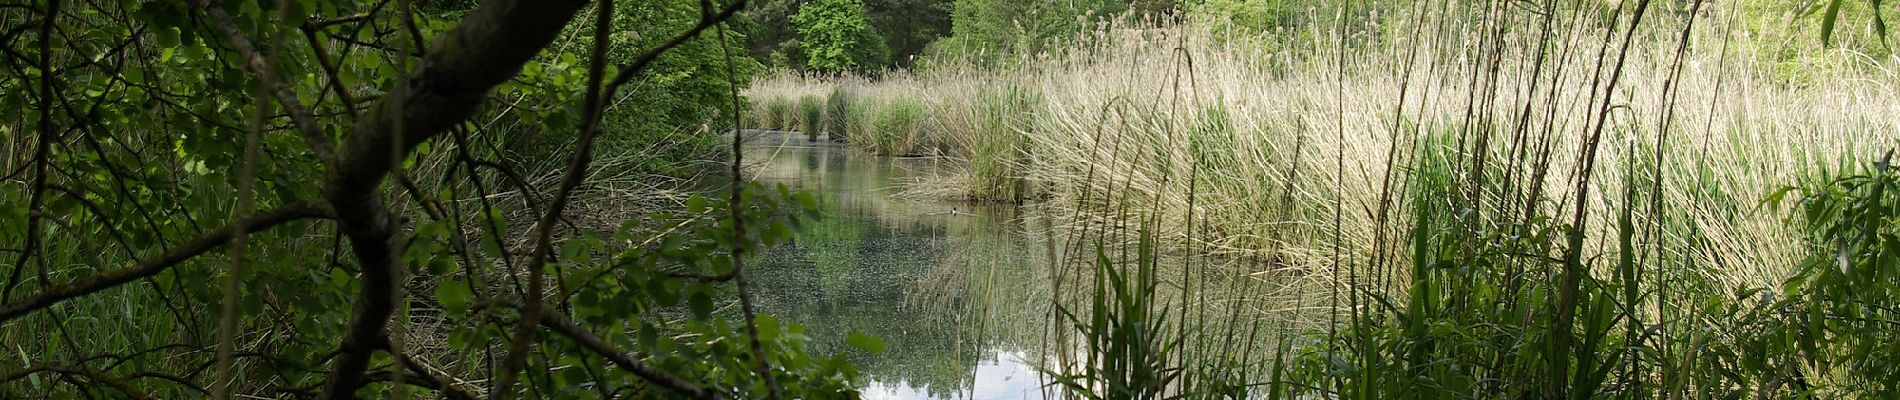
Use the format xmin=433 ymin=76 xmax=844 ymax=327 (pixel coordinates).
xmin=754 ymin=3 xmax=1897 ymax=398
xmin=762 ymin=14 xmax=1892 ymax=294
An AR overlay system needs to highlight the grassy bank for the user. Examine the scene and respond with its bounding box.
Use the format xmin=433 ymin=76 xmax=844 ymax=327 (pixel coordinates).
xmin=750 ymin=3 xmax=1900 ymax=398
xmin=752 ymin=9 xmax=1894 ymax=287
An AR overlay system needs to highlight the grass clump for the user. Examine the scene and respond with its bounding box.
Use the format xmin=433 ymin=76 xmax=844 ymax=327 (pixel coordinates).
xmin=763 ymin=97 xmax=795 ymax=131
xmin=825 ymin=87 xmax=852 ymax=142
xmin=961 ymin=85 xmax=1036 ymax=202
xmin=843 ymin=98 xmax=879 ymax=147
xmin=872 ymin=97 xmax=927 ymax=156
xmin=798 ymin=95 xmax=824 ymax=140
xmin=1045 ymin=227 xmax=1183 ymax=400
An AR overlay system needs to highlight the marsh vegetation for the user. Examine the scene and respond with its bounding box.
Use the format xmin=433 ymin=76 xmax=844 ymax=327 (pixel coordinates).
xmin=3 ymin=0 xmax=1897 ymax=399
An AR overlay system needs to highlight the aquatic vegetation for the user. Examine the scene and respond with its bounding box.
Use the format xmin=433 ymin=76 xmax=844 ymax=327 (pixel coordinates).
xmin=826 ymin=86 xmax=854 ymax=141
xmin=873 ymin=97 xmax=928 ymax=156
xmin=801 ymin=95 xmax=826 ymax=140
xmin=752 ymin=1 xmax=1900 ymax=398
xmin=766 ymin=96 xmax=797 ymax=131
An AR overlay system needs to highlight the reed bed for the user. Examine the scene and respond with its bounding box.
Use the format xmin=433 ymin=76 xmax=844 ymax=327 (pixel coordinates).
xmin=752 ymin=12 xmax=1895 ymax=294
xmin=752 ymin=4 xmax=1900 ymax=397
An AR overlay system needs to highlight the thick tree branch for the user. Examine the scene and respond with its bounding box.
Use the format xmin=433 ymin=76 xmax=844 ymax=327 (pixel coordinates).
xmin=0 ymin=203 xmax=332 ymax=322
xmin=319 ymin=0 xmax=589 ymax=398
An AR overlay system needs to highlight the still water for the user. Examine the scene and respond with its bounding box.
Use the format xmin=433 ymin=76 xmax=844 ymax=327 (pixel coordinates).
xmin=741 ymin=132 xmax=1058 ymax=400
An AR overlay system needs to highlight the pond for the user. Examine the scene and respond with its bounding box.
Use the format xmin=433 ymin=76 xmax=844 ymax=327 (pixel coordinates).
xmin=740 ymin=131 xmax=1059 ymax=400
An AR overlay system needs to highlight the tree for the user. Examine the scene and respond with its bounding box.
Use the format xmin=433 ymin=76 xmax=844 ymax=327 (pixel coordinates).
xmin=0 ymin=0 xmax=857 ymax=398
xmin=944 ymin=0 xmax=1131 ymax=59
xmin=793 ymin=0 xmax=889 ymax=73
xmin=864 ymin=0 xmax=954 ymax=67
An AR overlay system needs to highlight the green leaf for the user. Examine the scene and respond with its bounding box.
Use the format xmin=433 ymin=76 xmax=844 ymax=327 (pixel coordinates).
xmin=688 ymin=290 xmax=715 ymax=320
xmin=756 ymin=315 xmax=782 ymax=342
xmin=686 ymin=195 xmax=708 ymax=214
xmin=846 ymin=331 xmax=885 ymax=354
xmin=428 ymin=255 xmax=455 ymax=275
xmin=1821 ymin=0 xmax=1846 ymax=47
xmin=435 ymin=280 xmax=473 ymax=311
xmin=154 ymin=27 xmax=180 ymax=48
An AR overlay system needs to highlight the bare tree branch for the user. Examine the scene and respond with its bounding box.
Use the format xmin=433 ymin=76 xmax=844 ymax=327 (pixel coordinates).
xmin=535 ymin=309 xmax=723 ymax=400
xmin=0 ymin=203 xmax=333 ymax=322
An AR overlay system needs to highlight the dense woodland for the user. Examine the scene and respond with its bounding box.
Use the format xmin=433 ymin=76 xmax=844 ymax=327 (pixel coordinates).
xmin=2 ymin=0 xmax=1899 ymax=399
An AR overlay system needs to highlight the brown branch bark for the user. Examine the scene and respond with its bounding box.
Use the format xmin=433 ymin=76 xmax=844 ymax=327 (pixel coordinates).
xmin=0 ymin=203 xmax=332 ymax=322
xmin=318 ymin=0 xmax=589 ymax=398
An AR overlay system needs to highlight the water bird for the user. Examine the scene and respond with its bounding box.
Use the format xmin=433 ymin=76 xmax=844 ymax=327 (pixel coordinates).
xmin=925 ymin=207 xmax=976 ymax=217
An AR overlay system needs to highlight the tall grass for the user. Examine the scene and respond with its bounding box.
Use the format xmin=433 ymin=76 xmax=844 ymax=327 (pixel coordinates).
xmin=871 ymin=97 xmax=927 ymax=156
xmin=762 ymin=97 xmax=794 ymax=131
xmin=824 ymin=87 xmax=852 ymax=141
xmin=798 ymin=95 xmax=824 ymax=141
xmin=754 ymin=4 xmax=1900 ymax=397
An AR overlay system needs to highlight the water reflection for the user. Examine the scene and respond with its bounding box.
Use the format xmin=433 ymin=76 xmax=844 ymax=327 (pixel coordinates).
xmin=741 ymin=132 xmax=1053 ymax=399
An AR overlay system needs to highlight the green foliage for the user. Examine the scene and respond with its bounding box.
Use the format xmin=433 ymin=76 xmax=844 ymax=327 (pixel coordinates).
xmin=1044 ymin=227 xmax=1184 ymax=400
xmin=800 ymin=95 xmax=825 ymax=141
xmin=1772 ymin=149 xmax=1900 ymax=394
xmin=736 ymin=0 xmax=804 ymax=67
xmin=766 ymin=96 xmax=797 ymax=130
xmin=0 ymin=1 xmax=859 ymax=398
xmin=873 ymin=97 xmax=928 ymax=156
xmin=865 ymin=0 xmax=956 ymax=67
xmin=486 ymin=0 xmax=762 ymax=177
xmin=595 ymin=0 xmax=763 ymax=177
xmin=793 ymin=0 xmax=890 ymax=73
xmin=939 ymin=0 xmax=1145 ymax=61
xmin=562 ymin=183 xmax=860 ymax=399
xmin=1181 ymin=0 xmax=1293 ymax=33
xmin=824 ymin=87 xmax=854 ymax=140
xmin=1811 ymin=0 xmax=1891 ymax=47
xmin=742 ymin=0 xmax=951 ymax=70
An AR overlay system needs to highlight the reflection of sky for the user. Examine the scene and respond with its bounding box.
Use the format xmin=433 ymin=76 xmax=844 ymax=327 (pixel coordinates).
xmin=743 ymin=132 xmax=1059 ymax=400
xmin=863 ymin=350 xmax=1050 ymax=400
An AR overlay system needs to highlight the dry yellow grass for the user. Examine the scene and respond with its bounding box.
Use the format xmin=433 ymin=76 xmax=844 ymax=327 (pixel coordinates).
xmin=748 ymin=12 xmax=1899 ymax=291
